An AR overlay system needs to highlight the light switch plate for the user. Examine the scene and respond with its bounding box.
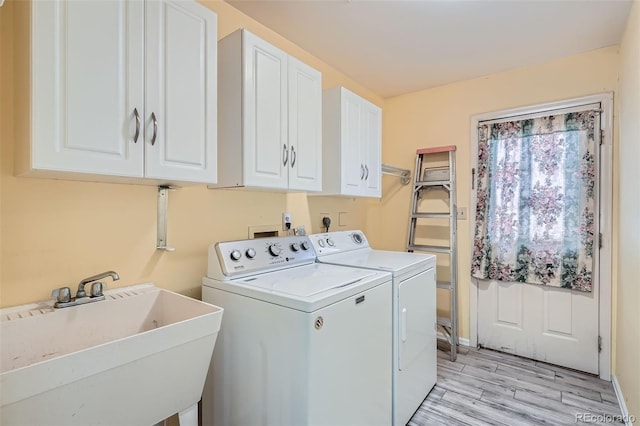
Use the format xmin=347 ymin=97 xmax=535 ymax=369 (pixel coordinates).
xmin=457 ymin=207 xmax=468 ymax=220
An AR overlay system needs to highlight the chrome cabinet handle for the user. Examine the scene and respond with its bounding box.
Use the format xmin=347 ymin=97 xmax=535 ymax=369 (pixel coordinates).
xmin=365 ymin=164 xmax=369 ymax=180
xmin=290 ymin=146 xmax=296 ymax=167
xmin=133 ymin=108 xmax=140 ymax=143
xmin=150 ymin=112 xmax=158 ymax=146
xmin=360 ymin=164 xmax=365 ymax=180
xmin=283 ymin=144 xmax=288 ymax=166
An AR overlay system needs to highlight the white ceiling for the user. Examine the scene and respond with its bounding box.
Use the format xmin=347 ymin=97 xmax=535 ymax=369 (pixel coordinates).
xmin=226 ymin=0 xmax=633 ymax=98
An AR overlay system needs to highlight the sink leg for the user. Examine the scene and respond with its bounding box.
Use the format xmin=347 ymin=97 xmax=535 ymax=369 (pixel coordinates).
xmin=178 ymin=403 xmax=198 ymax=426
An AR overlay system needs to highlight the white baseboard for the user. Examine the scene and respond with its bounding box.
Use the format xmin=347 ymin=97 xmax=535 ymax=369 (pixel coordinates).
xmin=612 ymin=375 xmax=634 ymax=426
xmin=459 ymin=336 xmax=470 ymax=347
xmin=436 ymin=331 xmax=470 ymax=347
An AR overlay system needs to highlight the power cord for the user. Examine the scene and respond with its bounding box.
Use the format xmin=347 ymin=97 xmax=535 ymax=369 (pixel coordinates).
xmin=322 ymin=216 xmax=331 ymax=233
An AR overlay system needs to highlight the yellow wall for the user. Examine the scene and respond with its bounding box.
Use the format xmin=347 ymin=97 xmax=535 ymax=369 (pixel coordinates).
xmin=0 ymin=0 xmax=382 ymax=308
xmin=616 ymin=0 xmax=640 ymax=417
xmin=369 ymin=46 xmax=620 ymax=342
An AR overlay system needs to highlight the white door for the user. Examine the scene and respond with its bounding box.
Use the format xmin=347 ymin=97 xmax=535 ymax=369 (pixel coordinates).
xmin=145 ymin=0 xmax=217 ymax=184
xmin=341 ymin=89 xmax=364 ymax=196
xmin=361 ymin=101 xmax=382 ymax=198
xmin=476 ymin=104 xmax=602 ymax=374
xmin=242 ymin=31 xmax=289 ymax=189
xmin=287 ymin=57 xmax=322 ymax=192
xmin=32 ymin=0 xmax=144 ymax=177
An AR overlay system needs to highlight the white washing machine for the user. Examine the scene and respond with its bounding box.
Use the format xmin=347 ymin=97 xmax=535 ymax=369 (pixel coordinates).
xmin=310 ymin=230 xmax=437 ymax=426
xmin=202 ymin=235 xmax=393 ymax=426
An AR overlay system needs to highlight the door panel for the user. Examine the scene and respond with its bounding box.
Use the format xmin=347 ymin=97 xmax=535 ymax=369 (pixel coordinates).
xmin=145 ymin=0 xmax=217 ymax=183
xmin=496 ymin=282 xmax=523 ymax=327
xmin=544 ymin=290 xmax=573 ymax=335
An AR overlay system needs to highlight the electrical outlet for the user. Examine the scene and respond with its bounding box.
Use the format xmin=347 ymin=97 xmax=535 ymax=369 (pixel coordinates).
xmin=282 ymin=212 xmax=292 ymax=231
xmin=319 ymin=213 xmax=332 ymax=232
xmin=457 ymin=207 xmax=468 ymax=220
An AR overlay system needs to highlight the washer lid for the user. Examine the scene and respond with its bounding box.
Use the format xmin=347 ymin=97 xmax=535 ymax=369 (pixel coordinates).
xmin=318 ymin=249 xmax=436 ymax=277
xmin=240 ymin=263 xmax=378 ymax=297
xmin=203 ymin=263 xmax=391 ymax=312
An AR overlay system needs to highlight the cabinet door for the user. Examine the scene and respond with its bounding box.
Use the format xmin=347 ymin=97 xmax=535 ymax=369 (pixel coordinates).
xmin=362 ymin=101 xmax=382 ymax=197
xmin=242 ymin=31 xmax=289 ymax=189
xmin=145 ymin=0 xmax=217 ymax=183
xmin=31 ymin=0 xmax=144 ymax=177
xmin=288 ymin=57 xmax=322 ymax=192
xmin=340 ymin=89 xmax=365 ymax=196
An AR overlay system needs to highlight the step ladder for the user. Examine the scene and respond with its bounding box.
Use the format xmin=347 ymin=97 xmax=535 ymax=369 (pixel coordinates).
xmin=407 ymin=145 xmax=458 ymax=361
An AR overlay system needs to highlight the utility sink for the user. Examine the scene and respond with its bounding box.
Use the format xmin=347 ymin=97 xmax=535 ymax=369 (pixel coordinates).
xmin=0 ymin=283 xmax=223 ymax=426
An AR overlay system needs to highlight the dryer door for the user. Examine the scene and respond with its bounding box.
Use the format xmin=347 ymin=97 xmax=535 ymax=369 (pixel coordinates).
xmin=397 ymin=268 xmax=437 ymax=425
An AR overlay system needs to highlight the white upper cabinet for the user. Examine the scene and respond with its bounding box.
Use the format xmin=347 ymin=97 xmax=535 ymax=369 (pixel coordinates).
xmin=144 ymin=0 xmax=218 ymax=184
xmin=288 ymin=56 xmax=323 ymax=192
xmin=216 ymin=29 xmax=322 ymax=192
xmin=240 ymin=31 xmax=289 ymax=189
xmin=19 ymin=0 xmax=217 ymax=185
xmin=322 ymin=87 xmax=382 ymax=198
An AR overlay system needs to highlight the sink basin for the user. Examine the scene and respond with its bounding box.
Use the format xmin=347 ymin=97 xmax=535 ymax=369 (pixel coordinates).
xmin=0 ymin=283 xmax=223 ymax=426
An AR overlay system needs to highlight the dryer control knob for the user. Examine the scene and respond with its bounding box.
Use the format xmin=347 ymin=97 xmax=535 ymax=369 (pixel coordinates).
xmin=301 ymin=241 xmax=310 ymax=251
xmin=317 ymin=239 xmax=326 ymax=248
xmin=290 ymin=243 xmax=300 ymax=252
xmin=268 ymin=244 xmax=282 ymax=257
xmin=230 ymin=249 xmax=242 ymax=261
xmin=327 ymin=238 xmax=335 ymax=247
xmin=245 ymin=248 xmax=256 ymax=259
xmin=352 ymin=233 xmax=364 ymax=244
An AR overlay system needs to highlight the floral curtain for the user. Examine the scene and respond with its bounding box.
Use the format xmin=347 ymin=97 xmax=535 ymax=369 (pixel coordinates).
xmin=471 ymin=111 xmax=597 ymax=292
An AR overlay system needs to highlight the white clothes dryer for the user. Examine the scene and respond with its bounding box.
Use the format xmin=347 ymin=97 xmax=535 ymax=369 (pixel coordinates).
xmin=310 ymin=230 xmax=437 ymax=426
xmin=202 ymin=235 xmax=393 ymax=426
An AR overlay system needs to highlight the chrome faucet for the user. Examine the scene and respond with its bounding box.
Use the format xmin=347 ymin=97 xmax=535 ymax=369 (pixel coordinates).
xmin=76 ymin=271 xmax=120 ymax=298
xmin=52 ymin=271 xmax=120 ymax=308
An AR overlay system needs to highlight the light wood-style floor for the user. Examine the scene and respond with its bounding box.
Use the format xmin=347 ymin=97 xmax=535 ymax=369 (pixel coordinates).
xmin=409 ymin=343 xmax=623 ymax=426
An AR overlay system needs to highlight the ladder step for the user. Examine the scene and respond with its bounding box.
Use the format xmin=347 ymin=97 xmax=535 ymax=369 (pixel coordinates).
xmin=437 ymin=316 xmax=452 ymax=328
xmin=411 ymin=212 xmax=451 ymax=219
xmin=416 ymin=145 xmax=457 ymax=155
xmin=408 ymin=244 xmax=451 ymax=254
xmin=414 ymin=180 xmax=452 ymax=187
xmin=437 ymin=280 xmax=452 ymax=290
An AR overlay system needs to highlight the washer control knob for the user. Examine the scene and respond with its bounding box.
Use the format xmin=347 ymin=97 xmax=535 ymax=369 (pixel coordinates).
xmin=317 ymin=239 xmax=326 ymax=248
xmin=352 ymin=233 xmax=363 ymax=244
xmin=301 ymin=241 xmax=310 ymax=251
xmin=230 ymin=249 xmax=242 ymax=261
xmin=327 ymin=238 xmax=335 ymax=247
xmin=245 ymin=248 xmax=256 ymax=259
xmin=290 ymin=243 xmax=300 ymax=252
xmin=268 ymin=244 xmax=282 ymax=257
